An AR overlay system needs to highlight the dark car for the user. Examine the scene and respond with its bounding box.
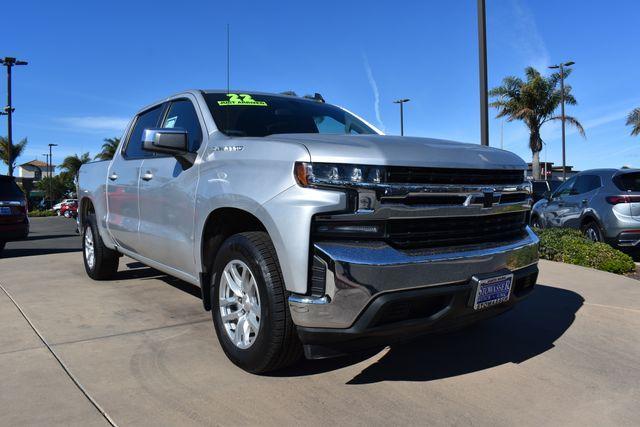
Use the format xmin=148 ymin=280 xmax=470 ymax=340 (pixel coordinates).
xmin=530 ymin=179 xmax=562 ymax=204
xmin=0 ymin=175 xmax=29 ymax=254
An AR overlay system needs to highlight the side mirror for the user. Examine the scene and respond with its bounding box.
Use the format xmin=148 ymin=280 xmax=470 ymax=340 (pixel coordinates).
xmin=543 ymin=190 xmax=551 ymax=200
xmin=142 ymin=128 xmax=188 ymax=154
xmin=142 ymin=128 xmax=196 ymax=168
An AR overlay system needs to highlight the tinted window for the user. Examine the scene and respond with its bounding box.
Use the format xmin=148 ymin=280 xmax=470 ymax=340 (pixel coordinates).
xmin=532 ymin=181 xmax=548 ymax=195
xmin=573 ymin=174 xmax=601 ymax=194
xmin=614 ymin=172 xmax=640 ymax=191
xmin=124 ymin=105 xmax=164 ymax=159
xmin=204 ymin=93 xmax=376 ymax=137
xmin=0 ymin=177 xmax=24 ymax=198
xmin=162 ymin=100 xmax=203 ymax=152
xmin=553 ymin=176 xmax=577 ymax=198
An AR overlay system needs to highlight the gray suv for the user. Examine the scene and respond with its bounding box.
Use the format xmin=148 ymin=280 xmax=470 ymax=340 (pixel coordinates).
xmin=531 ymin=169 xmax=640 ymax=251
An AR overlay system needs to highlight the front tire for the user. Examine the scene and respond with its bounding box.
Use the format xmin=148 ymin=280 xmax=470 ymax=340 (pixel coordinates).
xmin=83 ymin=214 xmax=119 ymax=280
xmin=531 ymin=215 xmax=542 ymax=229
xmin=211 ymin=232 xmax=301 ymax=373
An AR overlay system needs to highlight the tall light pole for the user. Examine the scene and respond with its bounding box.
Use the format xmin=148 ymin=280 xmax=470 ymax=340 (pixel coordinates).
xmin=477 ymin=0 xmax=489 ymax=146
xmin=393 ymin=98 xmax=410 ymax=136
xmin=0 ymin=57 xmax=28 ymax=176
xmin=548 ymin=61 xmax=575 ymax=180
xmin=48 ymin=143 xmax=58 ymax=208
xmin=42 ymin=153 xmax=49 ymax=182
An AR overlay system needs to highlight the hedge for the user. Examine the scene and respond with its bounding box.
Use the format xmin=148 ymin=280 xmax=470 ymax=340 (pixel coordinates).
xmin=533 ymin=227 xmax=635 ymax=274
xmin=28 ymin=210 xmax=57 ymax=217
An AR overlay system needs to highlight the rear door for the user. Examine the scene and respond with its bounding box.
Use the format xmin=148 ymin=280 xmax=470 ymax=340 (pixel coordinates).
xmin=137 ymin=97 xmax=205 ymax=275
xmin=106 ymin=105 xmax=164 ymax=253
xmin=564 ymin=174 xmax=602 ymax=228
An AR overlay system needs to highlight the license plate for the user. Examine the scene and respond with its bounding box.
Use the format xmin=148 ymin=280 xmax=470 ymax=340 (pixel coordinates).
xmin=0 ymin=207 xmax=11 ymax=215
xmin=473 ymin=273 xmax=513 ymax=310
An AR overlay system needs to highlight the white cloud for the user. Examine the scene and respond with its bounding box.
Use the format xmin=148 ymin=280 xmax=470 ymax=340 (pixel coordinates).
xmin=57 ymin=116 xmax=130 ymax=132
xmin=362 ymin=54 xmax=385 ymax=131
xmin=509 ymin=0 xmax=550 ymax=71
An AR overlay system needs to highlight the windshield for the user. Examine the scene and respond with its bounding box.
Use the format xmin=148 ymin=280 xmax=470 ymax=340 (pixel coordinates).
xmin=204 ymin=93 xmax=377 ymax=137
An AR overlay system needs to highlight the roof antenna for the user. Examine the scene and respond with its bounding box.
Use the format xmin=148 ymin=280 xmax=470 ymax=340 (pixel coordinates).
xmin=226 ymin=23 xmax=230 ymax=95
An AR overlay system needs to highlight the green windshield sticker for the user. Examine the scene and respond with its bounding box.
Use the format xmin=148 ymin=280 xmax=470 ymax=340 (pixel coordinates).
xmin=217 ymin=93 xmax=268 ymax=106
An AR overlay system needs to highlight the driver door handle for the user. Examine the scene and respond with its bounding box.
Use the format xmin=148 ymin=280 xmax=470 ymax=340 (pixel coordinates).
xmin=108 ymin=173 xmax=118 ymax=181
xmin=141 ymin=171 xmax=154 ymax=181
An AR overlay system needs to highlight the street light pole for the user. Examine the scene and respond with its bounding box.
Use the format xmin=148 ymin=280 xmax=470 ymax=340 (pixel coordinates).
xmin=48 ymin=143 xmax=58 ymax=208
xmin=393 ymin=98 xmax=410 ymax=136
xmin=548 ymin=61 xmax=574 ymax=181
xmin=477 ymin=0 xmax=489 ymax=146
xmin=0 ymin=57 xmax=28 ymax=176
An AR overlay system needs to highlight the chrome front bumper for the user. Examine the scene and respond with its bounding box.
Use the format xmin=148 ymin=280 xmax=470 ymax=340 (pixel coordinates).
xmin=289 ymin=227 xmax=539 ymax=329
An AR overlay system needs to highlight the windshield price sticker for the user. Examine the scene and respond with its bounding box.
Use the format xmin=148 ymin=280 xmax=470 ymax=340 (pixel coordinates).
xmin=218 ymin=93 xmax=268 ymax=106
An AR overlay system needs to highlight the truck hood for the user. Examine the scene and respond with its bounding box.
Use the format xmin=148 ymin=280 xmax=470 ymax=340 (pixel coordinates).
xmin=266 ymin=134 xmax=526 ymax=170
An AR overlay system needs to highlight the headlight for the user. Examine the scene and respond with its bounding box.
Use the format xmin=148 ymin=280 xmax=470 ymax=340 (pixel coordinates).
xmin=294 ymin=162 xmax=386 ymax=187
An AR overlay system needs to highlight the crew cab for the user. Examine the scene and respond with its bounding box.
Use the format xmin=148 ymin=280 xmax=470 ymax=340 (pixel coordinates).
xmin=78 ymin=90 xmax=539 ymax=373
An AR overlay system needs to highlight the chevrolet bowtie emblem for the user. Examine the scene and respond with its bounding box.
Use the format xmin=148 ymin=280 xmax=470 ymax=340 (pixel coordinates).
xmin=482 ymin=188 xmax=495 ymax=208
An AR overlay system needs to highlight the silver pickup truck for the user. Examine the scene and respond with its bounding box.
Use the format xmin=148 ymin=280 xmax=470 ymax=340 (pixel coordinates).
xmin=78 ymin=90 xmax=539 ymax=373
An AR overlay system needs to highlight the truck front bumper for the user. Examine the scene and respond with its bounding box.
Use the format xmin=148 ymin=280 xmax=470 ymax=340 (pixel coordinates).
xmin=288 ymin=227 xmax=539 ymax=357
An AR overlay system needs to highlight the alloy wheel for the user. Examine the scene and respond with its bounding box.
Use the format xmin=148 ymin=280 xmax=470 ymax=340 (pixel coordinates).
xmin=218 ymin=260 xmax=261 ymax=349
xmin=84 ymin=227 xmax=95 ymax=270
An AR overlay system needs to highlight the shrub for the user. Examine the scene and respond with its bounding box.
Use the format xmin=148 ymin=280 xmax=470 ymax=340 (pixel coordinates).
xmin=533 ymin=227 xmax=635 ymax=274
xmin=28 ymin=209 xmax=57 ymax=217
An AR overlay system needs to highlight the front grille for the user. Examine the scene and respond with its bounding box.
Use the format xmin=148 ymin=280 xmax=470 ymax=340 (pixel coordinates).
xmin=386 ymin=211 xmax=527 ymax=249
xmin=386 ymin=167 xmax=524 ymax=185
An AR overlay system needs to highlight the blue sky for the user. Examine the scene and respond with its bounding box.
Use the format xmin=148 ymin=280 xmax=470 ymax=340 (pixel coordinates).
xmin=2 ymin=0 xmax=639 ymax=174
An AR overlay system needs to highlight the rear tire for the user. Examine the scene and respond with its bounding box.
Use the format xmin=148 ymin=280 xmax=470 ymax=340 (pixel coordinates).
xmin=210 ymin=231 xmax=302 ymax=373
xmin=83 ymin=214 xmax=119 ymax=280
xmin=0 ymin=241 xmax=5 ymax=256
xmin=582 ymin=221 xmax=603 ymax=242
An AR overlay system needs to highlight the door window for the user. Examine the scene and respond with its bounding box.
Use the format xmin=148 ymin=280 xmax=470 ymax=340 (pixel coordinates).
xmin=123 ymin=105 xmax=164 ymax=159
xmin=161 ymin=100 xmax=203 ymax=152
xmin=552 ymin=176 xmax=577 ymax=198
xmin=573 ymin=175 xmax=601 ymax=195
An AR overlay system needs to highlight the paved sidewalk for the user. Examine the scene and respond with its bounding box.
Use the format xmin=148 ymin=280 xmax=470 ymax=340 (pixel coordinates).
xmin=1 ymin=241 xmax=639 ymax=425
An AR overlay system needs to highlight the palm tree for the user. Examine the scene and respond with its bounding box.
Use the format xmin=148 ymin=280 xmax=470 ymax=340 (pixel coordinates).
xmin=0 ymin=136 xmax=28 ymax=176
xmin=59 ymin=152 xmax=91 ymax=177
xmin=95 ymin=137 xmax=120 ymax=161
xmin=490 ymin=67 xmax=585 ymax=179
xmin=626 ymin=108 xmax=640 ymax=136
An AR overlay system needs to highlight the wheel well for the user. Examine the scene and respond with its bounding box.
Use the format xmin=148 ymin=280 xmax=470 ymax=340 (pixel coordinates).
xmin=200 ymin=208 xmax=267 ymax=274
xmin=580 ymin=215 xmax=598 ymax=230
xmin=80 ymin=197 xmax=95 ymax=223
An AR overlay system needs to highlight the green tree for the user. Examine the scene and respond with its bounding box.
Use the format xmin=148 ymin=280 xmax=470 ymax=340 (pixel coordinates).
xmin=626 ymin=108 xmax=640 ymax=136
xmin=36 ymin=173 xmax=75 ymax=203
xmin=95 ymin=137 xmax=120 ymax=161
xmin=490 ymin=67 xmax=585 ymax=179
xmin=59 ymin=152 xmax=91 ymax=177
xmin=0 ymin=136 xmax=28 ymax=176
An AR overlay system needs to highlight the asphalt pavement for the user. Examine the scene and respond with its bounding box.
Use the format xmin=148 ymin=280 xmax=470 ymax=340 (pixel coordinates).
xmin=0 ymin=217 xmax=639 ymax=426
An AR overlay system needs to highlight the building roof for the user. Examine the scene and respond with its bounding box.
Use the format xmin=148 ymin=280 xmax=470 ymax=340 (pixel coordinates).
xmin=20 ymin=159 xmax=52 ymax=168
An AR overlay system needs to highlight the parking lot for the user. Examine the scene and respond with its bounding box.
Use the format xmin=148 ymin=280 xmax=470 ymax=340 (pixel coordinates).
xmin=1 ymin=217 xmax=639 ymax=426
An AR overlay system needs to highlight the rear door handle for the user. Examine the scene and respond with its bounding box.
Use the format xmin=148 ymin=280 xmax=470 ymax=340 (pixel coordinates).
xmin=108 ymin=173 xmax=118 ymax=181
xmin=141 ymin=171 xmax=154 ymax=181
xmin=581 ymin=199 xmax=588 ymax=205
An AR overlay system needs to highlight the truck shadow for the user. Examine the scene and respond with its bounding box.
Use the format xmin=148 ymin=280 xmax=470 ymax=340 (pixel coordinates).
xmin=274 ymin=285 xmax=584 ymax=382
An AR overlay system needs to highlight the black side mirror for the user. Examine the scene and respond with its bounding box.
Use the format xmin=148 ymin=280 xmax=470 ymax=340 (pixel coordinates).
xmin=142 ymin=128 xmax=195 ymax=168
xmin=142 ymin=128 xmax=188 ymax=154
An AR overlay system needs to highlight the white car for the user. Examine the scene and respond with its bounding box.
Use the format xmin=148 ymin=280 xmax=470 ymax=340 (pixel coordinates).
xmin=52 ymin=199 xmax=77 ymax=215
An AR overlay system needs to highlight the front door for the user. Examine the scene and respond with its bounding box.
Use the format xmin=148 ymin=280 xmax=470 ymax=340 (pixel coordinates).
xmin=106 ymin=105 xmax=164 ymax=253
xmin=138 ymin=98 xmax=205 ymax=275
xmin=543 ymin=176 xmax=577 ymax=228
